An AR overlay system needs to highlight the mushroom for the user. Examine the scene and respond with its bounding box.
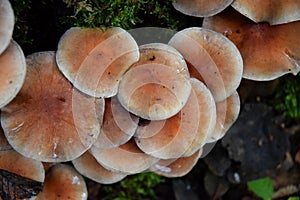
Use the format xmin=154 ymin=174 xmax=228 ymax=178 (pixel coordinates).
xmin=56 ymin=27 xmax=139 ymax=98
xmin=135 ymin=78 xmax=216 ymax=159
xmin=169 ymin=27 xmax=243 ymax=102
xmin=117 ymin=43 xmax=192 ymax=120
xmin=36 ymin=164 xmax=87 ymax=200
xmin=72 ymin=151 xmax=127 ymax=184
xmin=231 ymin=0 xmax=300 ymax=25
xmin=0 ymin=40 xmax=26 ymax=108
xmin=90 ymin=139 xmax=159 ymax=174
xmin=202 ymin=8 xmax=300 ymax=81
xmin=172 ymin=0 xmax=234 ymax=17
xmin=1 ymin=51 xmax=105 ymax=162
xmin=0 ymin=0 xmax=14 ymax=55
xmin=93 ymin=96 xmax=139 ymax=149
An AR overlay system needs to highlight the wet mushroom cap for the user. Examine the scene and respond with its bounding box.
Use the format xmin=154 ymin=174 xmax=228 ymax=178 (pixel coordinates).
xmin=203 ymin=8 xmax=300 ymax=81
xmin=0 ymin=0 xmax=14 ymax=54
xmin=0 ymin=40 xmax=26 ymax=108
xmin=173 ymin=0 xmax=234 ymax=17
xmin=56 ymin=27 xmax=139 ymax=98
xmin=231 ymin=0 xmax=300 ymax=25
xmin=36 ymin=164 xmax=87 ymax=200
xmin=1 ymin=51 xmax=104 ymax=162
xmin=169 ymin=27 xmax=243 ymax=102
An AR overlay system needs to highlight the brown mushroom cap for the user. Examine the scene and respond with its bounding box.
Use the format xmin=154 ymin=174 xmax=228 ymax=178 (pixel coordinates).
xmin=56 ymin=27 xmax=139 ymax=98
xmin=93 ymin=96 xmax=139 ymax=149
xmin=169 ymin=27 xmax=243 ymax=102
xmin=1 ymin=51 xmax=104 ymax=162
xmin=36 ymin=164 xmax=87 ymax=200
xmin=72 ymin=151 xmax=127 ymax=184
xmin=203 ymin=8 xmax=300 ymax=81
xmin=173 ymin=0 xmax=234 ymax=17
xmin=231 ymin=0 xmax=300 ymax=25
xmin=0 ymin=40 xmax=26 ymax=108
xmin=90 ymin=139 xmax=159 ymax=174
xmin=0 ymin=0 xmax=14 ymax=55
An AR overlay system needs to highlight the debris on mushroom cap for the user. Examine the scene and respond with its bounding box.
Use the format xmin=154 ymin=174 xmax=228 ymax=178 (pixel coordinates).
xmin=206 ymin=91 xmax=240 ymax=143
xmin=93 ymin=96 xmax=139 ymax=149
xmin=90 ymin=139 xmax=159 ymax=174
xmin=203 ymin=8 xmax=300 ymax=81
xmin=231 ymin=0 xmax=300 ymax=25
xmin=0 ymin=0 xmax=14 ymax=55
xmin=169 ymin=27 xmax=243 ymax=102
xmin=0 ymin=40 xmax=26 ymax=108
xmin=1 ymin=51 xmax=105 ymax=162
xmin=150 ymin=149 xmax=202 ymax=178
xmin=172 ymin=0 xmax=234 ymax=17
xmin=36 ymin=164 xmax=88 ymax=200
xmin=72 ymin=151 xmax=127 ymax=184
xmin=56 ymin=27 xmax=139 ymax=98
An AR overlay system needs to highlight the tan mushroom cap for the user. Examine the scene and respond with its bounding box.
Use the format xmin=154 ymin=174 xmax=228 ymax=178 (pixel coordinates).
xmin=72 ymin=151 xmax=127 ymax=184
xmin=206 ymin=91 xmax=240 ymax=143
xmin=56 ymin=27 xmax=139 ymax=98
xmin=231 ymin=0 xmax=300 ymax=25
xmin=169 ymin=27 xmax=243 ymax=102
xmin=0 ymin=0 xmax=14 ymax=55
xmin=93 ymin=96 xmax=139 ymax=149
xmin=203 ymin=8 xmax=300 ymax=81
xmin=0 ymin=40 xmax=26 ymax=108
xmin=0 ymin=149 xmax=45 ymax=182
xmin=1 ymin=51 xmax=104 ymax=162
xmin=150 ymin=149 xmax=202 ymax=177
xmin=90 ymin=139 xmax=159 ymax=174
xmin=36 ymin=164 xmax=87 ymax=200
xmin=173 ymin=0 xmax=234 ymax=17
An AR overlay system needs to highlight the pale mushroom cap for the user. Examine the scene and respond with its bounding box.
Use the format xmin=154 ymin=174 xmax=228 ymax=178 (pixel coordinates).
xmin=232 ymin=0 xmax=300 ymax=25
xmin=1 ymin=51 xmax=104 ymax=162
xmin=36 ymin=164 xmax=88 ymax=200
xmin=0 ymin=0 xmax=14 ymax=54
xmin=93 ymin=96 xmax=139 ymax=149
xmin=203 ymin=8 xmax=300 ymax=81
xmin=0 ymin=40 xmax=26 ymax=108
xmin=56 ymin=27 xmax=139 ymax=98
xmin=173 ymin=0 xmax=234 ymax=17
xmin=72 ymin=151 xmax=127 ymax=184
xmin=90 ymin=139 xmax=159 ymax=174
xmin=169 ymin=27 xmax=243 ymax=102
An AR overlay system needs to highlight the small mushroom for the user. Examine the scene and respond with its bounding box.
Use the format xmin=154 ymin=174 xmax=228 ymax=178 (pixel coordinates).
xmin=203 ymin=8 xmax=300 ymax=81
xmin=93 ymin=96 xmax=139 ymax=149
xmin=0 ymin=0 xmax=14 ymax=55
xmin=1 ymin=51 xmax=104 ymax=162
xmin=172 ymin=0 xmax=234 ymax=17
xmin=231 ymin=0 xmax=300 ymax=25
xmin=56 ymin=27 xmax=139 ymax=98
xmin=169 ymin=27 xmax=243 ymax=102
xmin=0 ymin=40 xmax=26 ymax=108
xmin=36 ymin=164 xmax=87 ymax=200
xmin=72 ymin=151 xmax=127 ymax=184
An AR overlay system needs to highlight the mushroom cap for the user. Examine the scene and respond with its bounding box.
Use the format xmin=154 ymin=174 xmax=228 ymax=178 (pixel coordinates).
xmin=0 ymin=40 xmax=26 ymax=108
xmin=231 ymin=0 xmax=300 ymax=25
xmin=0 ymin=0 xmax=14 ymax=55
xmin=172 ymin=0 xmax=234 ymax=17
xmin=169 ymin=27 xmax=243 ymax=102
xmin=1 ymin=51 xmax=104 ymax=162
xmin=36 ymin=164 xmax=87 ymax=200
xmin=150 ymin=149 xmax=202 ymax=177
xmin=90 ymin=139 xmax=159 ymax=174
xmin=72 ymin=151 xmax=127 ymax=184
xmin=93 ymin=96 xmax=139 ymax=149
xmin=203 ymin=8 xmax=300 ymax=81
xmin=56 ymin=27 xmax=139 ymax=98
